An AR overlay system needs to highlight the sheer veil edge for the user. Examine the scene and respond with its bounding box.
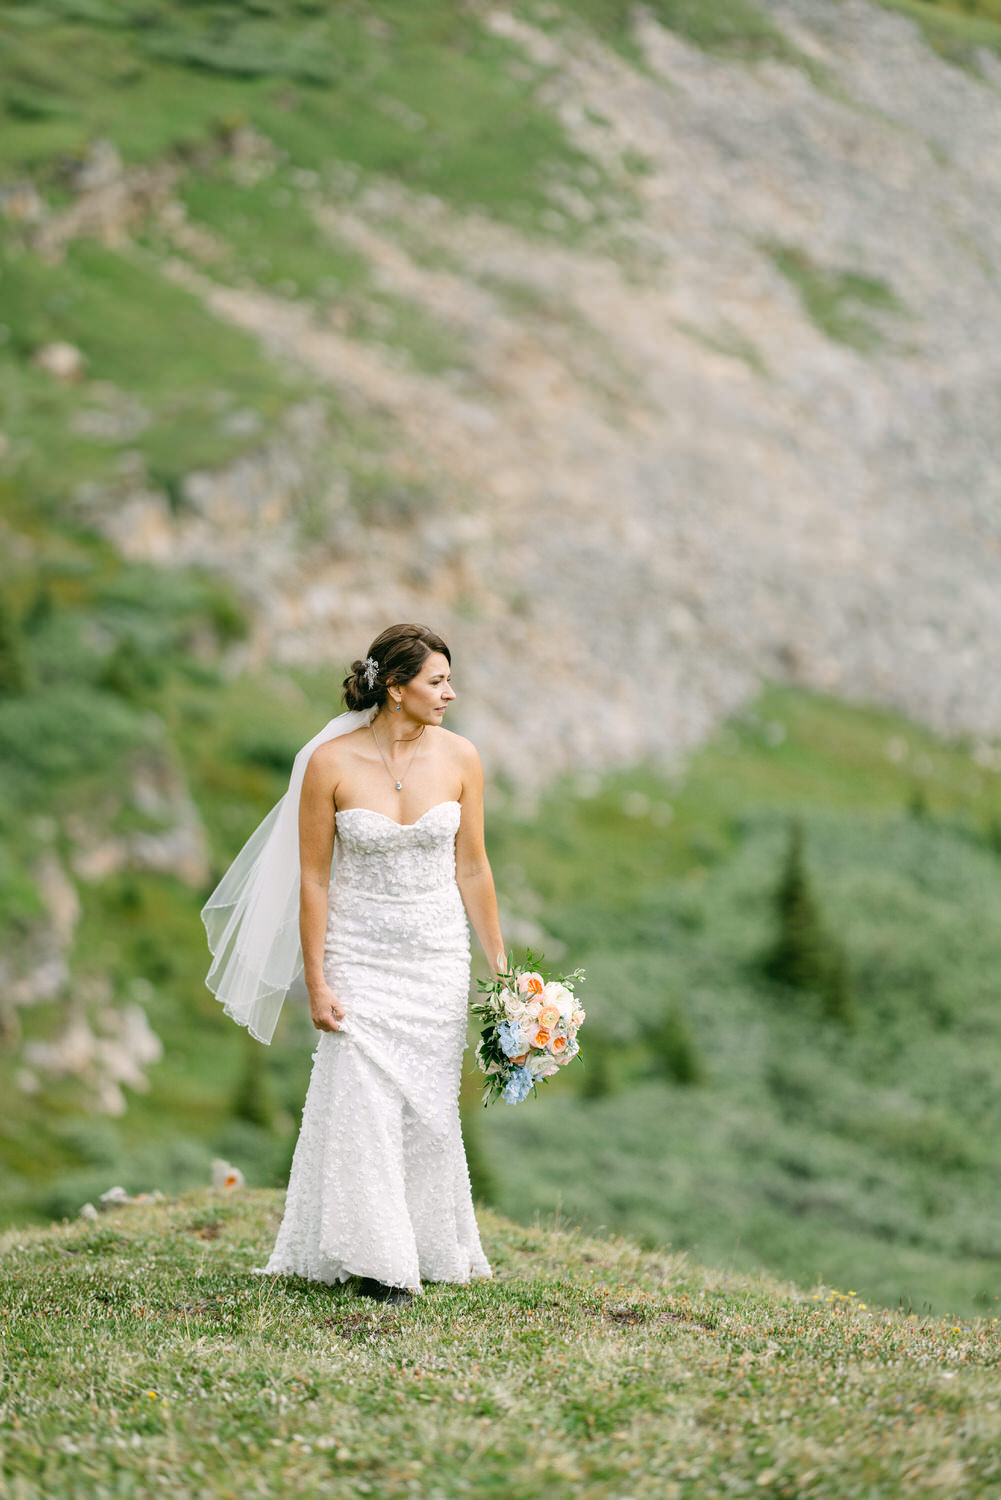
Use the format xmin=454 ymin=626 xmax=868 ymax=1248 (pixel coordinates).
xmin=200 ymin=704 xmax=377 ymax=1045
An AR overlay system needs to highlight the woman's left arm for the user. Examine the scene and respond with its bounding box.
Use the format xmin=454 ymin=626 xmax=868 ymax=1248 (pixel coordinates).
xmin=454 ymin=739 xmax=506 ymax=975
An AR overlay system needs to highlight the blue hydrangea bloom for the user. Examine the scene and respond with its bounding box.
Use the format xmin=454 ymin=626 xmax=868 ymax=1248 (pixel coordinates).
xmin=502 ymin=1066 xmax=534 ymax=1105
xmin=497 ymin=1019 xmax=530 ymax=1059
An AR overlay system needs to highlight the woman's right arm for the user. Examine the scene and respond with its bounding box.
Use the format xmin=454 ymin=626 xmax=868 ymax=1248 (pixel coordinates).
xmin=298 ymin=746 xmax=345 ymax=1032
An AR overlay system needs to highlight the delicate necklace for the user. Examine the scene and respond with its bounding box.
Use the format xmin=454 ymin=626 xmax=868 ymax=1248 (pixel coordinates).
xmin=371 ymin=722 xmax=426 ymax=791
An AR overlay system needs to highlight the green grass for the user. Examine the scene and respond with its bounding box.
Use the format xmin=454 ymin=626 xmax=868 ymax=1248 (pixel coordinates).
xmin=866 ymin=0 xmax=1001 ymax=66
xmin=518 ymin=0 xmax=843 ymax=97
xmin=164 ymin=165 xmax=472 ymax=376
xmin=2 ymin=1190 xmax=1000 ymax=1498
xmin=559 ymin=0 xmax=1001 ymax=71
xmin=673 ymin=316 xmax=768 ymax=375
xmin=0 ymin=0 xmax=632 ymax=529
xmin=763 ymin=242 xmax=910 ymax=353
xmin=521 ymin=0 xmax=803 ymax=64
xmin=0 ymin=0 xmax=617 ymax=235
xmin=0 ymin=231 xmax=316 ymax=505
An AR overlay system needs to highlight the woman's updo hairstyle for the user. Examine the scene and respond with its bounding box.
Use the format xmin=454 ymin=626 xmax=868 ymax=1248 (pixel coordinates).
xmin=342 ymin=623 xmax=451 ymax=713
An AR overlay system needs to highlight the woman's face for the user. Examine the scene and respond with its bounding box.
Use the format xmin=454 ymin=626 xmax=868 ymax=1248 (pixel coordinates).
xmin=397 ymin=651 xmax=456 ymax=723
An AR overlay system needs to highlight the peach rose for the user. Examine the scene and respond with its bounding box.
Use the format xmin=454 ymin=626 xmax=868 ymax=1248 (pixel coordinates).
xmin=538 ymin=1004 xmax=560 ymax=1029
xmin=516 ymin=971 xmax=545 ymax=997
xmin=547 ymin=1034 xmax=567 ymax=1055
xmin=509 ymin=1051 xmax=530 ymax=1066
xmin=532 ymin=1026 xmax=552 ymax=1049
xmin=543 ymin=981 xmax=575 ymax=1021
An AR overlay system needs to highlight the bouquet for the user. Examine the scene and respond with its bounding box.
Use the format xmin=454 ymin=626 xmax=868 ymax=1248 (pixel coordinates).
xmin=472 ymin=949 xmax=586 ymax=1105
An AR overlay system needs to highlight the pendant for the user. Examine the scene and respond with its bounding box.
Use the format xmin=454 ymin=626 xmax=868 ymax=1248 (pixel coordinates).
xmin=395 ymin=781 xmax=402 ymax=790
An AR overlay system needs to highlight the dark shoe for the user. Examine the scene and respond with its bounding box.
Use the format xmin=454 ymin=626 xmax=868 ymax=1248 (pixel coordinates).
xmin=356 ymin=1276 xmax=413 ymax=1306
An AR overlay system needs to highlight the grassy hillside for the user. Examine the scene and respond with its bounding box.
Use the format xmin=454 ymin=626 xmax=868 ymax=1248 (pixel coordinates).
xmin=3 ymin=1189 xmax=1000 ymax=1499
xmin=5 ymin=677 xmax=1001 ymax=1326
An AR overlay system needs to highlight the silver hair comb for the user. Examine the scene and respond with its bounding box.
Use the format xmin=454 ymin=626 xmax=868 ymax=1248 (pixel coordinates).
xmin=362 ymin=656 xmax=379 ymax=689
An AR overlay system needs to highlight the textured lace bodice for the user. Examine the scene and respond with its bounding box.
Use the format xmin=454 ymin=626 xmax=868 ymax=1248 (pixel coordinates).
xmin=331 ymin=801 xmax=462 ymax=898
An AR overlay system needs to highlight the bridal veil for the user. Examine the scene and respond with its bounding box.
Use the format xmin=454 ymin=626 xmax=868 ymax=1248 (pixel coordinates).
xmin=201 ymin=703 xmax=378 ymax=1045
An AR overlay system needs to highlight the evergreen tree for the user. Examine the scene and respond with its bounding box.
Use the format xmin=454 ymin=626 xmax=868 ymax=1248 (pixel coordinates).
xmin=23 ymin=583 xmax=53 ymax=635
xmin=986 ymin=813 xmax=1001 ymax=857
xmin=762 ymin=818 xmax=855 ymax=1024
xmin=578 ymin=1034 xmax=613 ymax=1100
xmin=231 ymin=1031 xmax=273 ymax=1129
xmin=820 ymin=935 xmax=855 ymax=1026
xmin=0 ymin=595 xmax=29 ymax=696
xmin=762 ymin=818 xmax=831 ymax=993
xmin=649 ymin=1005 xmax=705 ymax=1085
xmin=908 ymin=785 xmax=929 ymax=820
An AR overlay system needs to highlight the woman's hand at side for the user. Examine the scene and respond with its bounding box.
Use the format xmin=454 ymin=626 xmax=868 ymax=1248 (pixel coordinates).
xmin=309 ymin=980 xmax=345 ymax=1033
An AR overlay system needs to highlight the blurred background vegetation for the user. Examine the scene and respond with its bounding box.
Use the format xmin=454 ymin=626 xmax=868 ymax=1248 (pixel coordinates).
xmin=3 ymin=0 xmax=1001 ymax=1325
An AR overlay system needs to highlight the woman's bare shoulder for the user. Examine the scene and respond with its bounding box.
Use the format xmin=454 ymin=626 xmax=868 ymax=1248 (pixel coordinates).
xmin=437 ymin=726 xmax=480 ymax=770
xmin=306 ymin=728 xmax=368 ymax=775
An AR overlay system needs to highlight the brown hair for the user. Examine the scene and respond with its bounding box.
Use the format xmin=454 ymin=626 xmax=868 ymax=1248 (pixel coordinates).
xmin=342 ymin=623 xmax=451 ymax=713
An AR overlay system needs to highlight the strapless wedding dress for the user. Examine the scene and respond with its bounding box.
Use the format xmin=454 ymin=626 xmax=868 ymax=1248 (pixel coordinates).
xmin=253 ymin=800 xmax=493 ymax=1293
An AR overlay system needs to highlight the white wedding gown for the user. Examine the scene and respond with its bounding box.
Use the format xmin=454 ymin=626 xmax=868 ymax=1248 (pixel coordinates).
xmin=253 ymin=800 xmax=493 ymax=1293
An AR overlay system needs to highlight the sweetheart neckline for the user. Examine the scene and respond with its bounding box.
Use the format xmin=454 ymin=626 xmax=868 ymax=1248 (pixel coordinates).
xmin=335 ymin=799 xmax=461 ymax=830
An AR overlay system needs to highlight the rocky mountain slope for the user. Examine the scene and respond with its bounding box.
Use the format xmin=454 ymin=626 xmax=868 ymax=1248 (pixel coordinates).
xmin=37 ymin=0 xmax=1001 ymax=796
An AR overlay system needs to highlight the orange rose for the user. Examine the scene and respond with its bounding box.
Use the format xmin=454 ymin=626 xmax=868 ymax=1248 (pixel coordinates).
xmin=548 ymin=1034 xmax=567 ymax=1054
xmin=533 ymin=1027 xmax=552 ymax=1048
xmin=510 ymin=1051 xmax=530 ymax=1066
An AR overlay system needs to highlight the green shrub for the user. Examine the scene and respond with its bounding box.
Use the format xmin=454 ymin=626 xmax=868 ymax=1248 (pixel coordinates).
xmin=51 ymin=1118 xmax=123 ymax=1171
xmin=99 ymin=635 xmax=166 ymax=702
xmin=232 ymin=728 xmax=302 ymax=774
xmin=646 ymin=1004 xmax=705 ymax=1085
xmin=0 ymin=685 xmax=153 ymax=796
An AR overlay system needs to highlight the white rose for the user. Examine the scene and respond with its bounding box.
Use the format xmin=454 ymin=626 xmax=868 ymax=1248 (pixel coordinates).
xmin=543 ymin=982 xmax=575 ymax=1022
xmin=503 ymin=994 xmax=530 ymax=1024
xmin=527 ymin=1052 xmax=560 ymax=1079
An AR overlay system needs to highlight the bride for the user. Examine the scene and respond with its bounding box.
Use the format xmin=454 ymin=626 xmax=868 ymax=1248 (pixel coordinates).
xmin=202 ymin=623 xmax=503 ymax=1305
